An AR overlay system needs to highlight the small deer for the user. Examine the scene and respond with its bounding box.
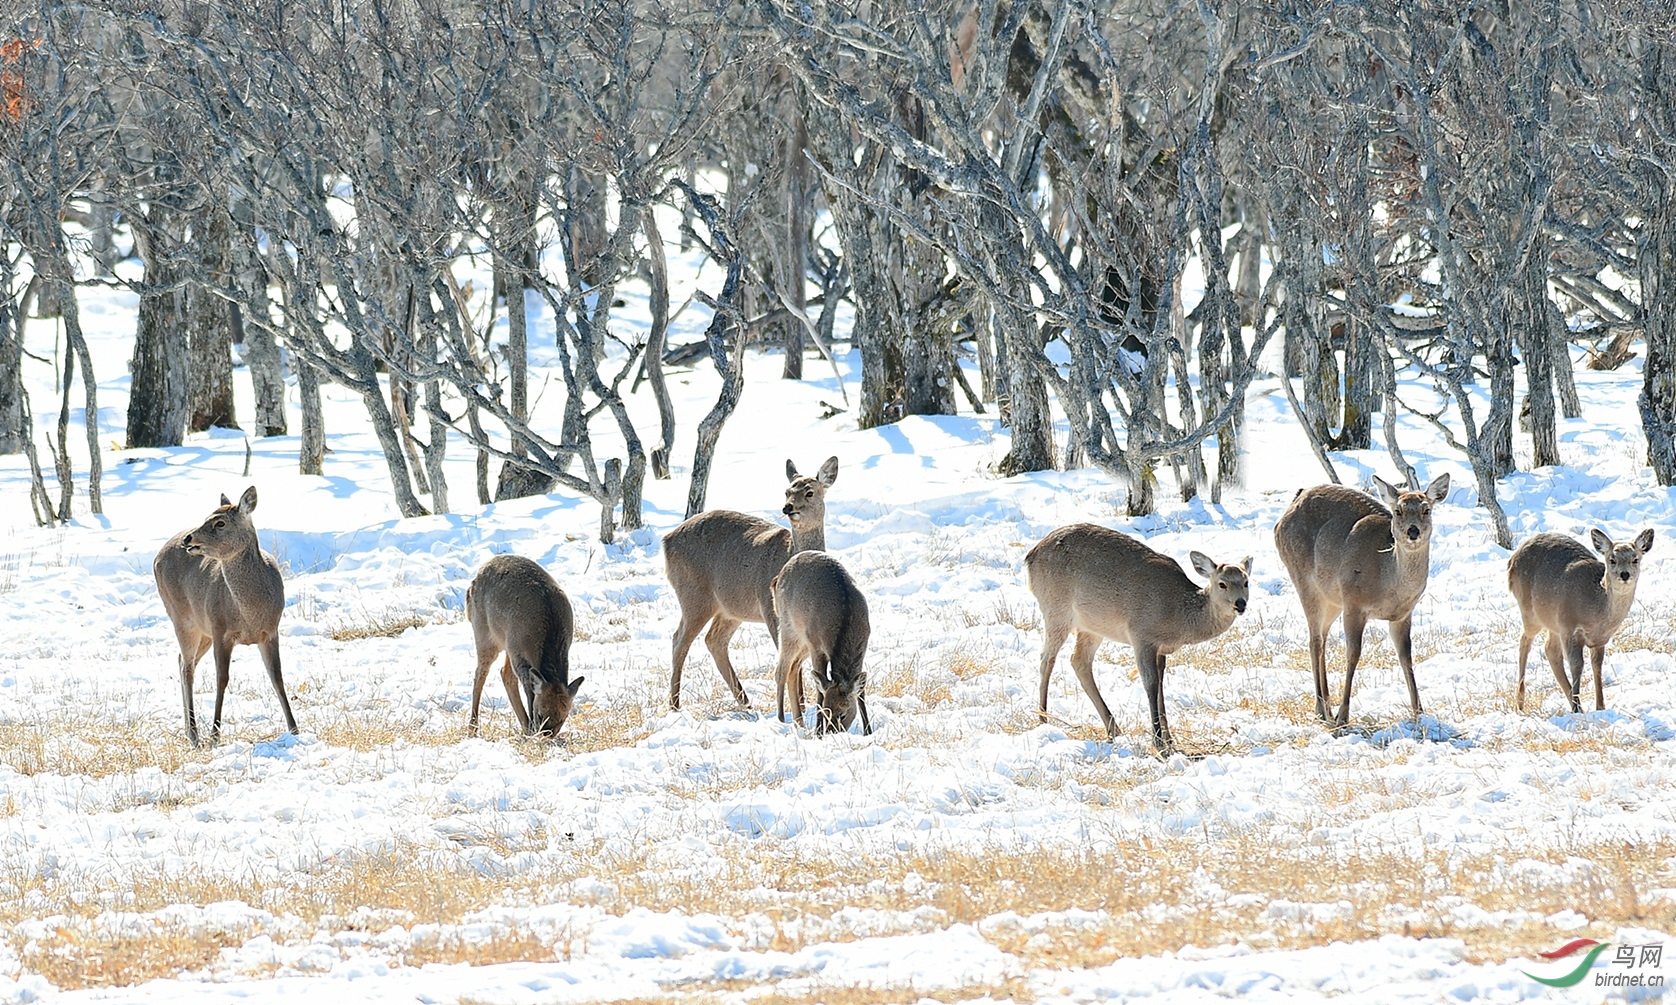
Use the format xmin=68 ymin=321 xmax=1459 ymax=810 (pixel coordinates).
xmin=663 ymin=455 xmax=838 ymax=710
xmin=464 ymin=554 xmax=585 ymax=737
xmin=771 ymin=550 xmax=872 ymax=735
xmin=1508 ymin=528 xmax=1654 ymax=713
xmin=153 ymin=486 xmax=295 ymax=746
xmin=1273 ymin=473 xmax=1449 ymax=727
xmin=1025 ymin=523 xmax=1251 ymax=753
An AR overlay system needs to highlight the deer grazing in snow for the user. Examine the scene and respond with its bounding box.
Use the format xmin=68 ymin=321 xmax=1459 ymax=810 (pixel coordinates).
xmin=663 ymin=456 xmax=839 ymax=710
xmin=1508 ymin=528 xmax=1654 ymax=714
xmin=465 ymin=554 xmax=585 ymax=737
xmin=772 ymin=550 xmax=873 ymax=735
xmin=1273 ymin=473 xmax=1449 ymax=727
xmin=153 ymin=486 xmax=295 ymax=746
xmin=1026 ymin=523 xmax=1251 ymax=754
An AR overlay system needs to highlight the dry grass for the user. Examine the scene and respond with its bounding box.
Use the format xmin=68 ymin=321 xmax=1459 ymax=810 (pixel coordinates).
xmin=327 ymin=606 xmax=453 ymax=641
xmin=8 ymin=812 xmax=1674 ymax=991
xmin=0 ymin=717 xmax=197 ymax=779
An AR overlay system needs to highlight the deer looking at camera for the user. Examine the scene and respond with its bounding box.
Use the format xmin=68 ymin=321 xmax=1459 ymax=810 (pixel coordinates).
xmin=1026 ymin=523 xmax=1251 ymax=754
xmin=153 ymin=486 xmax=295 ymax=746
xmin=1273 ymin=473 xmax=1449 ymax=727
xmin=1508 ymin=528 xmax=1654 ymax=713
xmin=464 ymin=554 xmax=584 ymax=737
xmin=663 ymin=456 xmax=838 ymax=710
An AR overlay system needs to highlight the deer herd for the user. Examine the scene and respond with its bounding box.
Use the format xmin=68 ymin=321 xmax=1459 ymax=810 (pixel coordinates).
xmin=152 ymin=458 xmax=1657 ymax=755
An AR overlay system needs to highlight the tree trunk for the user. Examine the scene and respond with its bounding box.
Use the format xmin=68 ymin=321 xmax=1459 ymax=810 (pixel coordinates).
xmin=187 ymin=210 xmax=238 ymax=433
xmin=0 ymin=274 xmax=25 ymax=455
xmin=298 ymin=353 xmax=325 ymax=476
xmin=781 ymin=107 xmax=808 ymax=380
xmin=642 ymin=203 xmax=676 ymax=479
xmin=230 ymin=193 xmax=286 ymax=437
xmin=1519 ymin=240 xmax=1562 ymax=468
xmin=1642 ymin=183 xmax=1676 ymax=485
xmin=127 ymin=262 xmax=189 ymax=448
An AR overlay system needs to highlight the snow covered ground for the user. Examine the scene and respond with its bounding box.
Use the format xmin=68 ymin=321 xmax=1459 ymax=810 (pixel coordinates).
xmin=1 ymin=246 xmax=1674 ymax=1002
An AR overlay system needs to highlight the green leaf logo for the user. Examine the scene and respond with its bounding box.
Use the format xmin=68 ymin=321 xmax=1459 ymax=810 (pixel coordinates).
xmin=1523 ymin=939 xmax=1611 ymax=988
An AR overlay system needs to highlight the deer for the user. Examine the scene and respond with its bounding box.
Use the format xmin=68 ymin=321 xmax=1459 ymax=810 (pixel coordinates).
xmin=153 ymin=486 xmax=295 ymax=746
xmin=1272 ymin=473 xmax=1450 ymax=728
xmin=663 ymin=455 xmax=839 ymax=711
xmin=464 ymin=554 xmax=585 ymax=737
xmin=1508 ymin=528 xmax=1654 ymax=714
xmin=1025 ymin=523 xmax=1251 ymax=754
xmin=771 ymin=550 xmax=873 ymax=735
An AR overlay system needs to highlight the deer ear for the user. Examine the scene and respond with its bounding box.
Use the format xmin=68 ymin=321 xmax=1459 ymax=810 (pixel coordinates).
xmin=219 ymin=493 xmax=233 ymax=507
xmin=1189 ymin=551 xmax=1217 ymax=578
xmin=1241 ymin=555 xmax=1254 ymax=575
xmin=567 ymin=676 xmax=585 ymax=696
xmin=1590 ymin=528 xmax=1613 ymax=555
xmin=817 ymin=455 xmax=839 ymax=486
xmin=1635 ymin=528 xmax=1655 ymax=555
xmin=239 ymin=486 xmax=259 ymax=513
xmin=1425 ymin=473 xmax=1450 ymax=501
xmin=1370 ymin=476 xmax=1399 ymax=506
xmin=786 ymin=459 xmax=799 ymax=482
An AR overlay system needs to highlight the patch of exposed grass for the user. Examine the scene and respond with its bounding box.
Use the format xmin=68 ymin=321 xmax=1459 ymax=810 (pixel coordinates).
xmin=0 ymin=718 xmax=197 ymax=779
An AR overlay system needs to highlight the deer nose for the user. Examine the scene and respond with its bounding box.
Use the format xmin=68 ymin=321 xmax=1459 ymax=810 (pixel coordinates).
xmin=1234 ymin=598 xmax=1247 ymax=614
xmin=1620 ymin=571 xmax=1632 ymax=582
xmin=782 ymin=504 xmax=795 ymax=516
xmin=1406 ymin=526 xmax=1421 ymax=541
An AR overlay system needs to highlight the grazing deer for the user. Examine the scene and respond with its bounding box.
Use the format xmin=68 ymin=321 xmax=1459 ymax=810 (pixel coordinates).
xmin=153 ymin=486 xmax=295 ymax=746
xmin=465 ymin=554 xmax=585 ymax=737
xmin=1273 ymin=473 xmax=1449 ymax=727
xmin=1025 ymin=524 xmax=1251 ymax=753
xmin=663 ymin=455 xmax=839 ymax=710
xmin=772 ymin=551 xmax=873 ymax=735
xmin=1508 ymin=528 xmax=1654 ymax=713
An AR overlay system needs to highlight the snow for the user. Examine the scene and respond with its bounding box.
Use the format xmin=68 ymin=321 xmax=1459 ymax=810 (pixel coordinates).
xmin=1 ymin=245 xmax=1674 ymax=1002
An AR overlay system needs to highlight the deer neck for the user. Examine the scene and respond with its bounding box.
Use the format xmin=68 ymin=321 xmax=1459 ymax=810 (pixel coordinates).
xmin=790 ymin=522 xmax=825 ymax=555
xmin=216 ymin=536 xmax=275 ymax=605
xmin=1187 ymin=589 xmax=1235 ymax=643
xmin=1598 ymin=574 xmax=1636 ymax=628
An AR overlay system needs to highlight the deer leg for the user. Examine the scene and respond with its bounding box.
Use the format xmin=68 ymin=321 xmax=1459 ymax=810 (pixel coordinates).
xmin=1153 ymin=652 xmax=1174 ymax=753
xmin=1334 ymin=609 xmax=1369 ymax=728
xmin=668 ymin=605 xmax=710 ymax=711
xmin=178 ymin=634 xmax=210 ymax=747
xmin=1390 ymin=614 xmax=1422 ymax=721
xmin=1036 ymin=615 xmax=1071 ymax=724
xmin=468 ymin=646 xmax=498 ymax=735
xmin=702 ymin=617 xmax=750 ymax=706
xmin=1131 ymin=644 xmax=1171 ymax=754
xmin=774 ymin=647 xmax=795 ymax=724
xmin=1068 ymin=631 xmax=1117 ymax=739
xmin=1515 ymin=628 xmax=1536 ymax=711
xmin=501 ymin=657 xmax=531 ymax=731
xmin=1543 ymin=632 xmax=1567 ymax=709
xmin=1589 ymin=644 xmax=1607 ymax=712
xmin=1562 ymin=634 xmax=1587 ymax=714
xmin=811 ymin=652 xmax=833 ymax=734
xmin=857 ymin=682 xmax=873 ymax=736
xmin=259 ymin=637 xmax=298 ymax=735
xmin=209 ymin=637 xmax=234 ymax=744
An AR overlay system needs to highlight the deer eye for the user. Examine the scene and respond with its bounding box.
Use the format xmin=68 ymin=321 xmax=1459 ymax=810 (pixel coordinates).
xmin=213 ymin=520 xmax=226 ymax=529
xmin=1218 ymin=582 xmax=1227 ymax=589
xmin=804 ymin=490 xmax=813 ymax=499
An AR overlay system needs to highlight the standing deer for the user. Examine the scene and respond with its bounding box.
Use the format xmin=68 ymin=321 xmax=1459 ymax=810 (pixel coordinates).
xmin=1025 ymin=524 xmax=1251 ymax=753
xmin=464 ymin=554 xmax=585 ymax=737
xmin=772 ymin=551 xmax=872 ymax=735
xmin=153 ymin=486 xmax=295 ymax=746
xmin=1508 ymin=528 xmax=1654 ymax=713
xmin=663 ymin=455 xmax=838 ymax=710
xmin=1273 ymin=473 xmax=1449 ymax=727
